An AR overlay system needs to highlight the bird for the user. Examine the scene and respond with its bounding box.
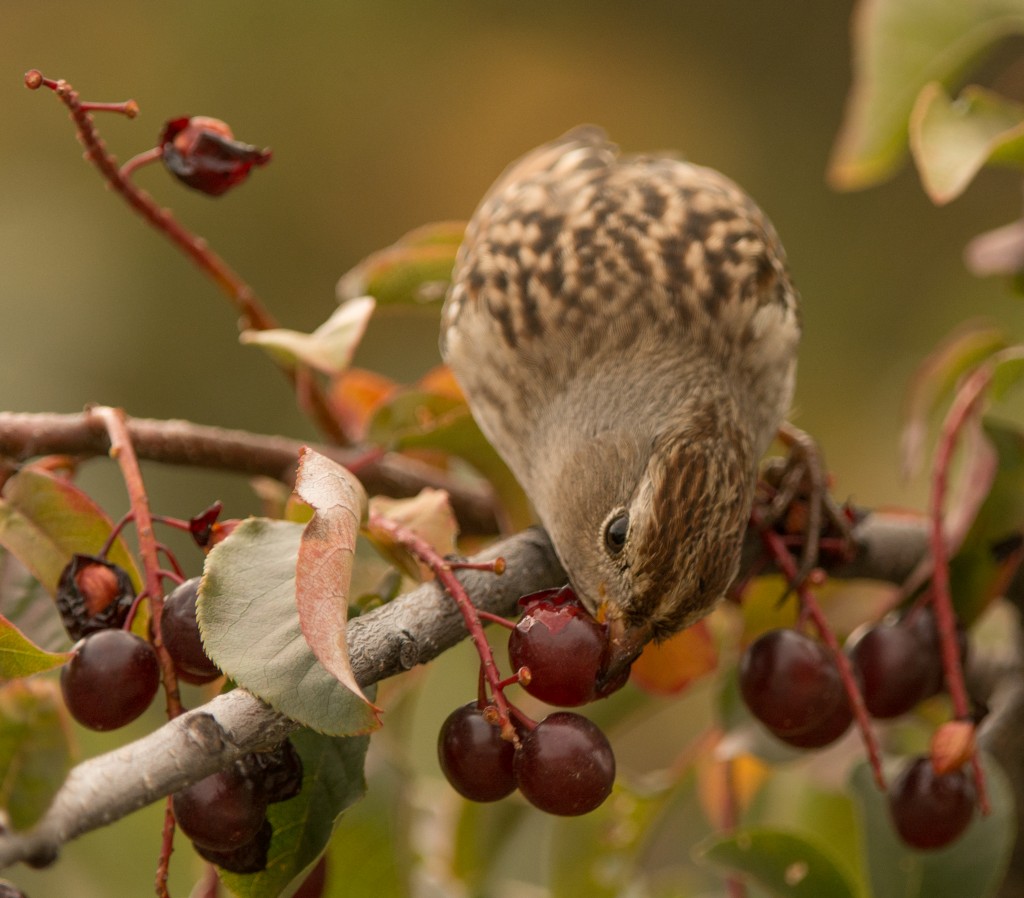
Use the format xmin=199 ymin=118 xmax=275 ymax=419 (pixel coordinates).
xmin=440 ymin=126 xmax=800 ymax=680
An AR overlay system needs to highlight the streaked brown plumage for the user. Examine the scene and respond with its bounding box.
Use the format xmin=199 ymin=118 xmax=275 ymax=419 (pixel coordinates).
xmin=440 ymin=126 xmax=800 ymax=672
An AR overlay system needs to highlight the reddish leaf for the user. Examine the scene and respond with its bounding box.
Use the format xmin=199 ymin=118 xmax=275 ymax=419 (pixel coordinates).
xmin=630 ymin=620 xmax=718 ymax=695
xmin=0 ymin=466 xmax=140 ymax=594
xmin=329 ymin=368 xmax=399 ymax=442
xmin=294 ymin=448 xmax=376 ymax=716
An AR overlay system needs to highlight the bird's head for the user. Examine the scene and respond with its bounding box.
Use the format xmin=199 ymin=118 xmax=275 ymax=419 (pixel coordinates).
xmin=540 ymin=402 xmax=755 ymax=688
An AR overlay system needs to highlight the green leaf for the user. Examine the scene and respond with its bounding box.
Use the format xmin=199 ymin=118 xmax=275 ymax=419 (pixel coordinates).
xmin=240 ymin=296 xmax=376 ymax=376
xmin=450 ymin=800 xmax=527 ymax=894
xmin=198 ymin=518 xmax=381 ymax=736
xmin=829 ymin=0 xmax=1024 ymax=190
xmin=695 ymin=827 xmax=860 ymax=898
xmin=219 ymin=728 xmax=369 ymax=898
xmin=367 ymin=390 xmax=531 ymax=529
xmin=336 ymin=221 xmax=464 ymax=307
xmin=910 ymin=84 xmax=1024 ymax=204
xmin=900 ymin=323 xmax=1009 ymax=479
xmin=0 ymin=679 xmax=73 ymax=830
xmin=948 ymin=419 xmax=1024 ymax=624
xmin=0 ymin=467 xmax=140 ymax=595
xmin=849 ymin=755 xmax=1015 ymax=898
xmin=0 ymin=613 xmax=71 ymax=678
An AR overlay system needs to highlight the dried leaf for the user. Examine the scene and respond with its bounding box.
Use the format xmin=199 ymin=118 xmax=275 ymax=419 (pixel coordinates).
xmin=294 ymin=448 xmax=374 ymax=712
xmin=366 ymin=489 xmax=458 ymax=581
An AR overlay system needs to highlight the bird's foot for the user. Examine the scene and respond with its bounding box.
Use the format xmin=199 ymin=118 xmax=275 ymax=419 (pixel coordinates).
xmin=755 ymin=422 xmax=857 ymax=589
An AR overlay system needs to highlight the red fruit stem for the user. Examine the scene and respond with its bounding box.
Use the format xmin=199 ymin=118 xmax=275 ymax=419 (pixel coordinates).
xmin=476 ymin=610 xmax=516 ymax=629
xmin=80 ymin=99 xmax=139 ymax=118
xmin=99 ymin=508 xmax=135 ymax=559
xmin=155 ymin=796 xmax=175 ymax=898
xmin=119 ymin=145 xmax=164 ymax=179
xmin=449 ymin=557 xmax=507 ymax=575
xmin=754 ymin=509 xmax=886 ymax=790
xmin=928 ymin=364 xmax=992 ymax=813
xmin=368 ymin=508 xmax=517 ymax=740
xmin=25 ymin=70 xmax=350 ymax=446
xmin=91 ymin=405 xmax=184 ymax=720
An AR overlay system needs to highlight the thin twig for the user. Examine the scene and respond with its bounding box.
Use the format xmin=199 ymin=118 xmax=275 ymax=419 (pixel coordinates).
xmin=23 ymin=70 xmax=349 ymax=445
xmin=928 ymin=364 xmax=993 ymax=813
xmin=91 ymin=406 xmax=183 ymax=720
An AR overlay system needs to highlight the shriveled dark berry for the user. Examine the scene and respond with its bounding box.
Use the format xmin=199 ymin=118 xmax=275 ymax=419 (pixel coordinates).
xmin=437 ymin=703 xmax=516 ymax=802
xmin=56 ymin=554 xmax=134 ymax=640
xmin=240 ymin=739 xmax=304 ymax=804
xmin=513 ymin=712 xmax=615 ymax=816
xmin=193 ymin=818 xmax=272 ymax=874
xmin=161 ymin=116 xmax=271 ymax=196
xmin=160 ymin=577 xmax=220 ymax=684
xmin=60 ymin=629 xmax=160 ymax=731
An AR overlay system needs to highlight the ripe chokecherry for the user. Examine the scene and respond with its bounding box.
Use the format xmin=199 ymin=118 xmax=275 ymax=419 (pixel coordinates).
xmin=60 ymin=629 xmax=160 ymax=731
xmin=437 ymin=703 xmax=516 ymax=802
xmin=888 ymin=756 xmax=976 ymax=850
xmin=508 ymin=585 xmax=626 ymax=706
xmin=193 ymin=819 xmax=272 ymax=874
xmin=739 ymin=629 xmax=844 ymax=741
xmin=514 ymin=712 xmax=615 ymax=816
xmin=172 ymin=765 xmax=268 ymax=852
xmin=160 ymin=576 xmax=221 ymax=685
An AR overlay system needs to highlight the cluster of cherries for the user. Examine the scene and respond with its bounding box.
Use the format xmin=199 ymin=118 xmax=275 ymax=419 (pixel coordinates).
xmin=437 ymin=586 xmax=622 ymax=816
xmin=57 ymin=562 xmax=220 ymax=731
xmin=739 ymin=610 xmax=975 ymax=849
xmin=56 ymin=560 xmax=310 ymax=876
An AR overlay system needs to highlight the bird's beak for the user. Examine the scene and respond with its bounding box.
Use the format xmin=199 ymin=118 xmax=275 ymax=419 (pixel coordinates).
xmin=597 ymin=617 xmax=654 ymax=694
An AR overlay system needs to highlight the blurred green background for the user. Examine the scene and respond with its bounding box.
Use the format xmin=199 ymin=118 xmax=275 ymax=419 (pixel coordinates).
xmin=3 ymin=2 xmax=1023 ymax=896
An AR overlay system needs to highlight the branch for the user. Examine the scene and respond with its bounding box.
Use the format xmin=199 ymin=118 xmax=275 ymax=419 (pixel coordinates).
xmin=0 ymin=411 xmax=500 ymax=536
xmin=0 ymin=511 xmax=931 ymax=870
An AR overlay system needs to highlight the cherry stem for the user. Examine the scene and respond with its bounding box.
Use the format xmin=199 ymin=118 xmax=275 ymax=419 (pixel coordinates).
xmin=368 ymin=508 xmax=517 ymax=739
xmin=99 ymin=508 xmax=135 ymax=559
xmin=155 ymin=796 xmax=175 ymax=898
xmin=754 ymin=508 xmax=887 ymax=790
xmin=91 ymin=405 xmax=183 ymax=719
xmin=476 ymin=610 xmax=516 ymax=630
xmin=24 ymin=69 xmax=351 ymax=446
xmin=119 ymin=146 xmax=164 ymax=179
xmin=928 ymin=363 xmax=992 ymax=813
xmin=449 ymin=557 xmax=507 ymax=575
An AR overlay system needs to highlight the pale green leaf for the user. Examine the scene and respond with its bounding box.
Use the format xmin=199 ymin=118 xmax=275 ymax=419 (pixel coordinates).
xmin=695 ymin=827 xmax=860 ymax=898
xmin=240 ymin=296 xmax=376 ymax=376
xmin=910 ymin=84 xmax=1024 ymax=204
xmin=0 ymin=613 xmax=71 ymax=678
xmin=198 ymin=518 xmax=380 ymax=736
xmin=336 ymin=220 xmax=464 ymax=307
xmin=0 ymin=679 xmax=73 ymax=830
xmin=829 ymin=0 xmax=1024 ymax=190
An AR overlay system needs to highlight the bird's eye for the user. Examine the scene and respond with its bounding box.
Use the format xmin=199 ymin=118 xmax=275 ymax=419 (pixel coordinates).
xmin=603 ymin=512 xmax=629 ymax=555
